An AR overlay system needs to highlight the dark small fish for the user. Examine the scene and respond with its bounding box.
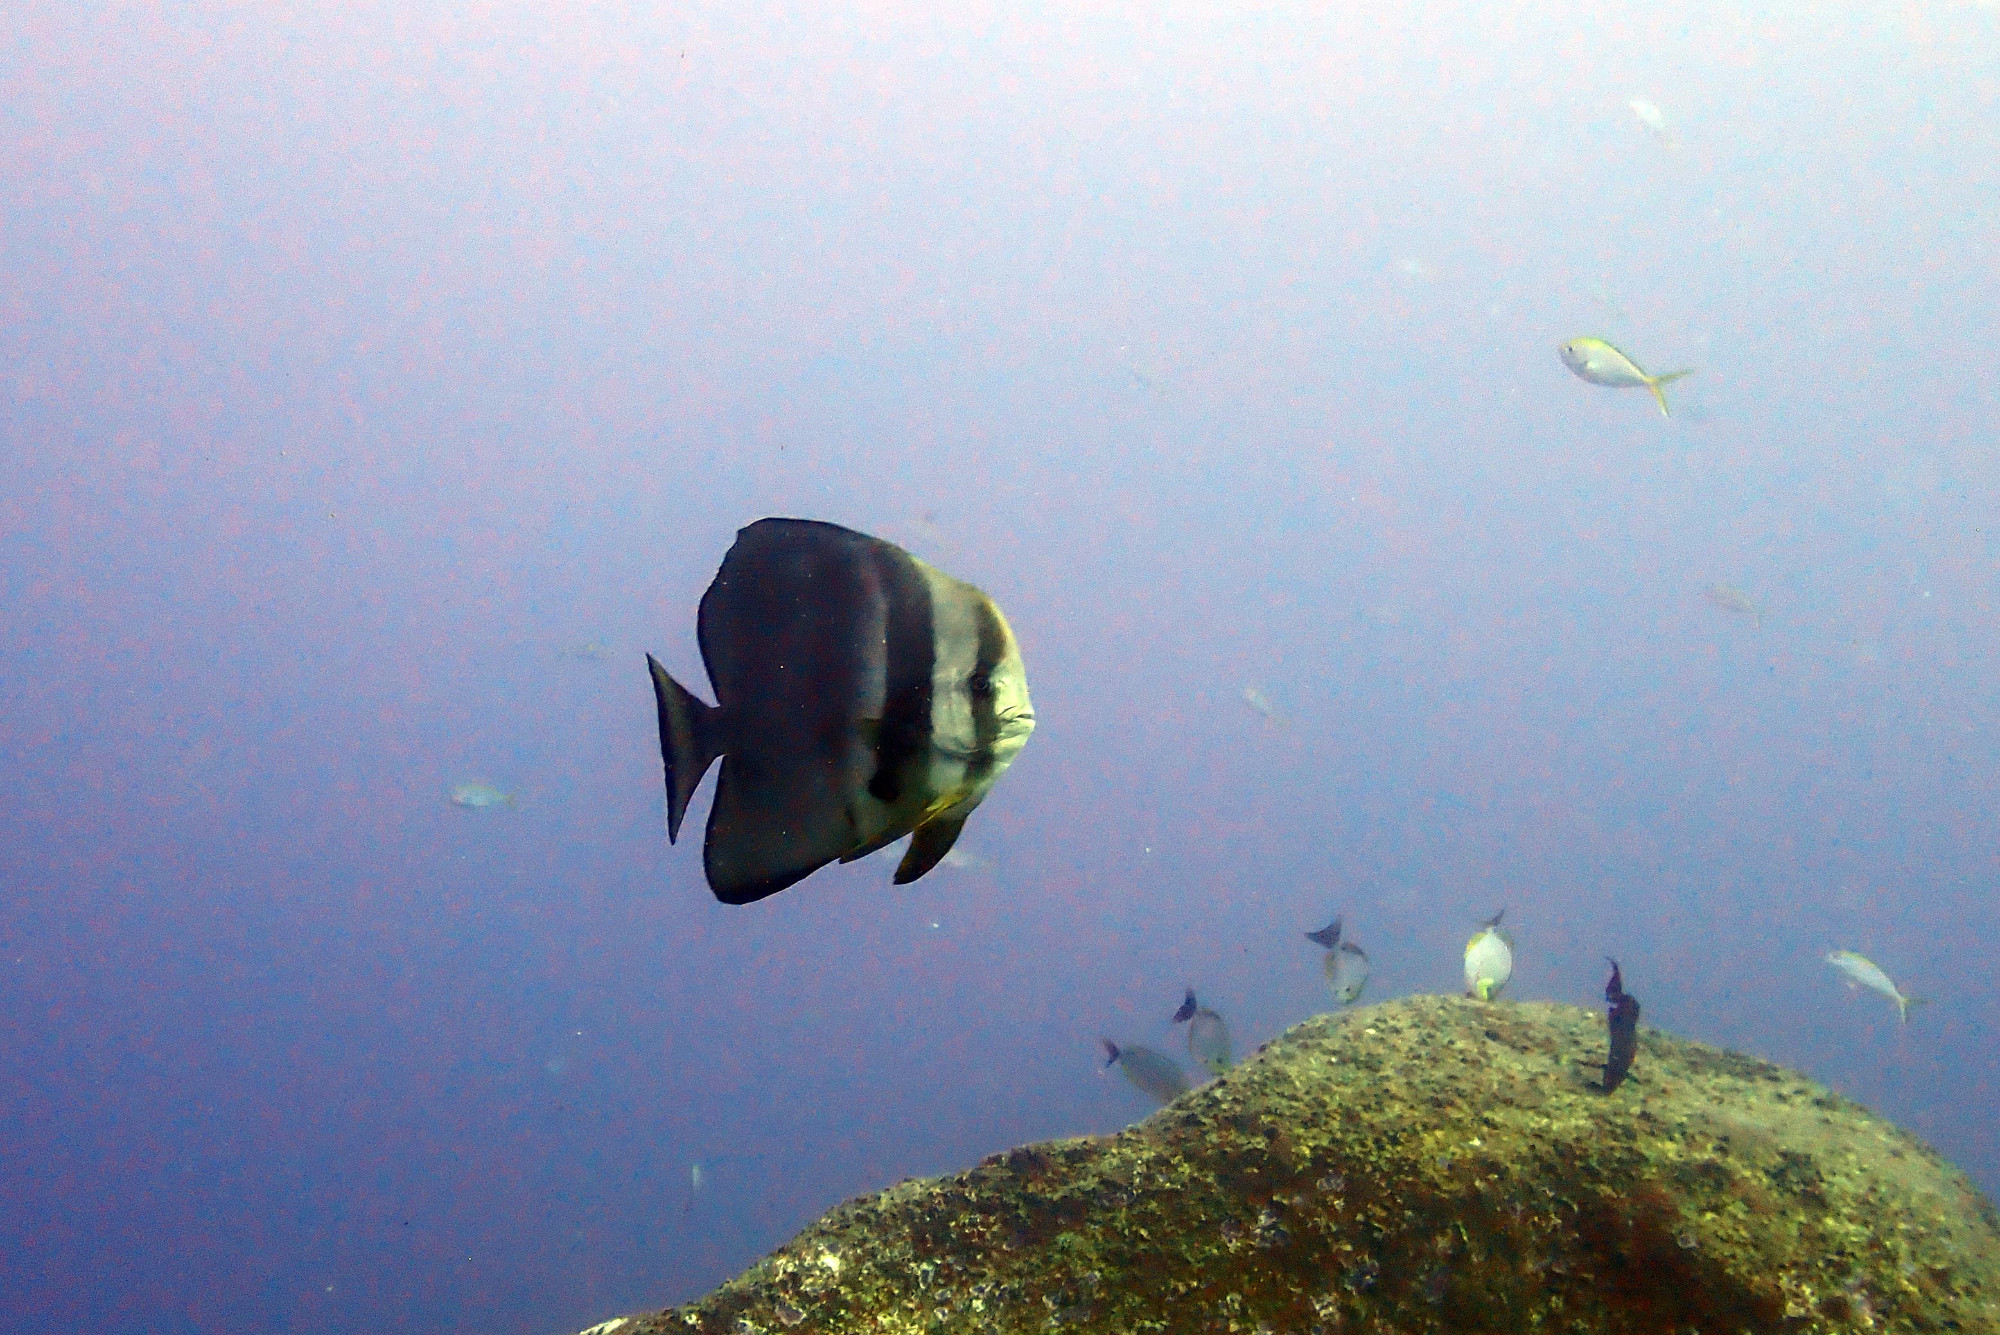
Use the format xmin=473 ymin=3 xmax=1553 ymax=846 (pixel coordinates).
xmin=1171 ymin=987 xmax=1198 ymax=1025
xmin=1601 ymin=958 xmax=1640 ymax=1092
xmin=1305 ymin=916 xmax=1342 ymax=949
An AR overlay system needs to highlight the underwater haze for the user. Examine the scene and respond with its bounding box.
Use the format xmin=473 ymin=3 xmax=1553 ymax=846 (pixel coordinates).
xmin=4 ymin=2 xmax=1999 ymax=1331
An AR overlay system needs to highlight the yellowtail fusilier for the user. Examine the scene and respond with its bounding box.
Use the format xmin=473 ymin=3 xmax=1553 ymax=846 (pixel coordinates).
xmin=1464 ymin=910 xmax=1514 ymax=1001
xmin=1305 ymin=916 xmax=1370 ymax=1004
xmin=1100 ymin=1040 xmax=1189 ymax=1105
xmin=450 ymin=782 xmax=517 ymax=810
xmin=1171 ymin=989 xmax=1233 ymax=1077
xmin=1826 ymin=951 xmax=1926 ymax=1024
xmin=1559 ymin=337 xmax=1693 ymax=417
xmin=648 ymin=519 xmax=1036 ymax=904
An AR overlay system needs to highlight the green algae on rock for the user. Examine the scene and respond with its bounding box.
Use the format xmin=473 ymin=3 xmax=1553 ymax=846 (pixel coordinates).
xmin=590 ymin=996 xmax=2000 ymax=1334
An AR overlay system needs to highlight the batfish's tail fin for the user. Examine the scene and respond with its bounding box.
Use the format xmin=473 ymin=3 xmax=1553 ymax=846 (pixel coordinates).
xmin=1647 ymin=368 xmax=1694 ymax=417
xmin=1100 ymin=1040 xmax=1120 ymax=1069
xmin=648 ymin=654 xmax=722 ymax=843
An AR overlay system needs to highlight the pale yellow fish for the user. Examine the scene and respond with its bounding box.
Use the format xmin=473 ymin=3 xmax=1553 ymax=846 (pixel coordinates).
xmin=1826 ymin=950 xmax=1926 ymax=1024
xmin=1559 ymin=337 xmax=1693 ymax=417
xmin=1703 ymin=583 xmax=1763 ymax=628
xmin=1463 ymin=911 xmax=1514 ymax=1001
xmin=1628 ymin=97 xmax=1676 ymax=146
xmin=1240 ymin=685 xmax=1286 ymax=728
xmin=450 ymin=781 xmax=517 ymax=810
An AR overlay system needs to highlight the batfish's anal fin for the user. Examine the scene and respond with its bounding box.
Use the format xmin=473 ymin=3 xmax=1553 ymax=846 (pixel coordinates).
xmin=649 ymin=654 xmax=723 ymax=843
xmin=894 ymin=802 xmax=977 ymax=885
xmin=703 ymin=753 xmax=857 ymax=905
xmin=838 ymin=818 xmax=912 ymax=865
xmin=706 ymin=860 xmax=815 ymax=906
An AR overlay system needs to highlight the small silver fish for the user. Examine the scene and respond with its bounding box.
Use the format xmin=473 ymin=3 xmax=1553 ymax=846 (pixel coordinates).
xmin=1171 ymin=990 xmax=1233 ymax=1077
xmin=1306 ymin=918 xmax=1370 ymax=1005
xmin=1559 ymin=337 xmax=1693 ymax=417
xmin=1325 ymin=941 xmax=1371 ymax=1005
xmin=1628 ymin=97 xmax=1675 ymax=145
xmin=450 ymin=782 xmax=517 ymax=810
xmin=1101 ymin=1040 xmax=1190 ymax=1105
xmin=1464 ymin=910 xmax=1514 ymax=1001
xmin=1703 ymin=583 xmax=1764 ymax=628
xmin=684 ymin=1161 xmax=704 ymax=1214
xmin=1826 ymin=950 xmax=1925 ymax=1024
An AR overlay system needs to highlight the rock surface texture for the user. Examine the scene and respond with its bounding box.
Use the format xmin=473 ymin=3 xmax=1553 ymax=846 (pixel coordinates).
xmin=593 ymin=996 xmax=2000 ymax=1334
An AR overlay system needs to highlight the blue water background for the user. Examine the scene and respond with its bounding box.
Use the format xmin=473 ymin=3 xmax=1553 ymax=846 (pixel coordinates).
xmin=4 ymin=3 xmax=1998 ymax=1332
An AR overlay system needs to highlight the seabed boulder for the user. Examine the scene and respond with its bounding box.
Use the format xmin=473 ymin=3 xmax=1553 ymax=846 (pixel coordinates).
xmin=584 ymin=996 xmax=2000 ymax=1334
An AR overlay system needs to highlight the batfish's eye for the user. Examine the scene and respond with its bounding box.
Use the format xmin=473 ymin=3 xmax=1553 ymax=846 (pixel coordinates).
xmin=968 ymin=671 xmax=994 ymax=697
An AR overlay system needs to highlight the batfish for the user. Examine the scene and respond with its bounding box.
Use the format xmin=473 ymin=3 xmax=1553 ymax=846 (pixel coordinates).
xmin=647 ymin=518 xmax=1036 ymax=904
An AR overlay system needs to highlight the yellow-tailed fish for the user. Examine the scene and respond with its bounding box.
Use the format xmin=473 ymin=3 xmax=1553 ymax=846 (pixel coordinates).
xmin=1463 ymin=910 xmax=1514 ymax=1001
xmin=1559 ymin=337 xmax=1693 ymax=417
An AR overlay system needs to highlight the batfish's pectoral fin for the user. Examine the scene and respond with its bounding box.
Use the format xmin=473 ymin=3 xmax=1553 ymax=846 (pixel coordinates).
xmin=649 ymin=654 xmax=723 ymax=843
xmin=894 ymin=798 xmax=980 ymax=885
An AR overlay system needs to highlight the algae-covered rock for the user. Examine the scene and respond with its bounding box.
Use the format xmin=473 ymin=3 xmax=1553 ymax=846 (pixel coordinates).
xmin=600 ymin=997 xmax=2000 ymax=1334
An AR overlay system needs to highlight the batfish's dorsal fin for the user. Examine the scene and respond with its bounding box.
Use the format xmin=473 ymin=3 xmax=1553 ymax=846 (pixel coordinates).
xmin=894 ymin=802 xmax=977 ymax=885
xmin=649 ymin=655 xmax=723 ymax=843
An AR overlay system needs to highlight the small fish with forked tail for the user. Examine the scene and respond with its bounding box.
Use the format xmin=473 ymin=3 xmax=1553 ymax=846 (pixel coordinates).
xmin=1171 ymin=989 xmax=1233 ymax=1076
xmin=1464 ymin=910 xmax=1514 ymax=1001
xmin=1101 ymin=1040 xmax=1190 ymax=1105
xmin=1559 ymin=337 xmax=1693 ymax=417
xmin=1306 ymin=917 xmax=1371 ymax=1004
xmin=1703 ymin=583 xmax=1764 ymax=628
xmin=1600 ymin=959 xmax=1640 ymax=1092
xmin=1826 ymin=950 xmax=1926 ymax=1024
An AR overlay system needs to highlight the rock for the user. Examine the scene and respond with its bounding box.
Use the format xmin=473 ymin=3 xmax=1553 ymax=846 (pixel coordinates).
xmin=598 ymin=996 xmax=2000 ymax=1333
